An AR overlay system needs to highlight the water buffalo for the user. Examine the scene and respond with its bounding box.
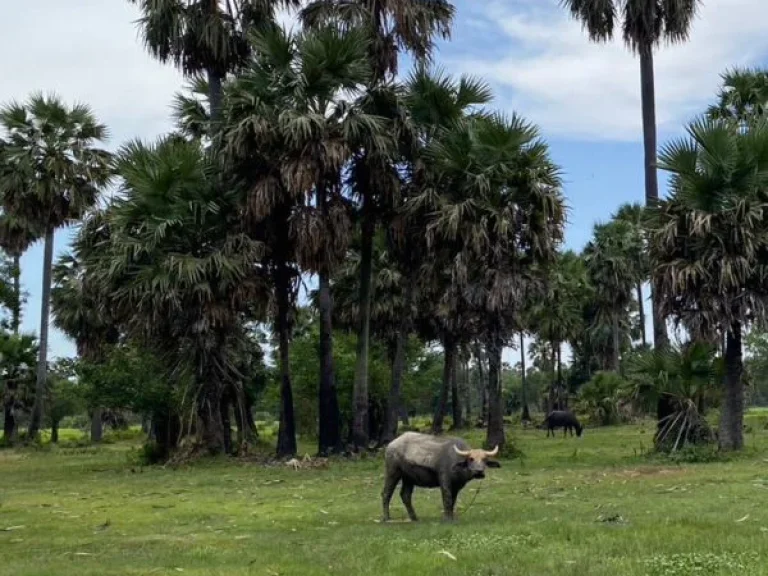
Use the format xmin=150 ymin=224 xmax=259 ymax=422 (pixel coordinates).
xmin=543 ymin=410 xmax=583 ymax=438
xmin=381 ymin=432 xmax=500 ymax=522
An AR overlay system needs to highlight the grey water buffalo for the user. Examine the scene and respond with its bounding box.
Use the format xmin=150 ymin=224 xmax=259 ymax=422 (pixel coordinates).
xmin=543 ymin=410 xmax=583 ymax=438
xmin=381 ymin=432 xmax=500 ymax=522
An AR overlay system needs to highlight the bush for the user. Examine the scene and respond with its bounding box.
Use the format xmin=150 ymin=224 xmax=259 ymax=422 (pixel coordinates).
xmin=577 ymin=371 xmax=630 ymax=426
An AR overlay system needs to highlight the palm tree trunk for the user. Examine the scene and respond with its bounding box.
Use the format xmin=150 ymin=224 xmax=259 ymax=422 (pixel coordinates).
xmin=28 ymin=226 xmax=54 ymax=439
xmin=11 ymin=252 xmax=21 ymax=334
xmin=451 ymin=350 xmax=462 ymax=429
xmin=719 ymin=321 xmax=744 ymax=451
xmin=612 ymin=316 xmax=620 ymax=371
xmin=474 ymin=344 xmax=487 ymax=426
xmin=486 ymin=323 xmax=506 ymax=450
xmin=721 ymin=330 xmax=727 ymax=357
xmin=636 ymin=283 xmax=647 ymax=347
xmin=382 ymin=281 xmax=413 ymax=444
xmin=3 ymin=378 xmax=17 ymax=445
xmin=432 ymin=338 xmax=454 ymax=434
xmin=197 ymin=379 xmax=225 ymax=455
xmin=317 ymin=270 xmax=342 ymax=455
xmin=219 ymin=389 xmax=232 ymax=454
xmin=520 ymin=332 xmax=530 ymax=422
xmin=464 ymin=359 xmax=471 ymax=426
xmin=90 ymin=408 xmax=103 ymax=443
xmin=233 ymin=386 xmax=256 ymax=448
xmin=548 ymin=343 xmax=557 ymax=412
xmin=639 ymin=44 xmax=669 ymax=351
xmin=556 ymin=343 xmax=565 ymax=408
xmin=275 ymin=262 xmax=297 ymax=458
xmin=207 ymin=69 xmax=223 ymax=124
xmin=351 ymin=192 xmax=375 ymax=449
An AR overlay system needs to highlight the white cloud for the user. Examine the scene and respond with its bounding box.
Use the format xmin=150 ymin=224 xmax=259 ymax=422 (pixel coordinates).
xmin=0 ymin=1 xmax=183 ymax=148
xmin=448 ymin=0 xmax=768 ymax=141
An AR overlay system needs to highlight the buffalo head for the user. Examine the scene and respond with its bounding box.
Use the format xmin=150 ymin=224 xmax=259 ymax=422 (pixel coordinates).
xmin=453 ymin=445 xmax=501 ymax=478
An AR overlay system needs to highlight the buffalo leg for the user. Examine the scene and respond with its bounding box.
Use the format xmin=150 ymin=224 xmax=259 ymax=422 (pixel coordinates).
xmin=563 ymin=427 xmax=567 ymax=438
xmin=400 ymin=480 xmax=418 ymax=521
xmin=381 ymin=472 xmax=401 ymax=522
xmin=440 ymin=484 xmax=455 ymax=522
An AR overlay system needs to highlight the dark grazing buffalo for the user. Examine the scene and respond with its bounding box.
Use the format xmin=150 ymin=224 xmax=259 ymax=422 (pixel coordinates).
xmin=543 ymin=410 xmax=583 ymax=438
xmin=381 ymin=432 xmax=500 ymax=522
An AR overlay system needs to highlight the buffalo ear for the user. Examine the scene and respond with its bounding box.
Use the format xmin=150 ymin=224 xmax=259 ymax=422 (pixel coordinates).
xmin=486 ymin=460 xmax=501 ymax=468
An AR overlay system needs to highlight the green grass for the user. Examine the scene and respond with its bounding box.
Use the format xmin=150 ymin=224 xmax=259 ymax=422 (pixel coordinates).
xmin=2 ymin=415 xmax=768 ymax=576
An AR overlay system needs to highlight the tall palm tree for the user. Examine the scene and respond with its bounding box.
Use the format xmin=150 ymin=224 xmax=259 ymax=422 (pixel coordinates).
xmin=51 ymin=216 xmax=120 ymax=443
xmin=376 ymin=67 xmax=492 ymax=441
xmin=612 ymin=203 xmax=648 ymax=346
xmin=531 ymin=251 xmax=587 ymax=409
xmin=221 ymin=23 xmax=388 ymax=455
xmin=561 ymin=0 xmax=702 ymax=349
xmin=421 ymin=113 xmax=565 ymax=450
xmin=328 ymin=231 xmax=414 ymax=440
xmin=88 ymin=136 xmax=264 ymax=455
xmin=584 ymin=220 xmax=636 ymax=372
xmin=222 ymin=45 xmax=302 ymax=456
xmin=301 ymin=0 xmax=455 ymax=449
xmin=0 ymin=95 xmax=112 ymax=439
xmin=128 ymin=0 xmax=301 ymax=121
xmin=649 ymin=117 xmax=768 ymax=451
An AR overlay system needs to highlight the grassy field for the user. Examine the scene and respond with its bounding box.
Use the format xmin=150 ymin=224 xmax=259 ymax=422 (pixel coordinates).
xmin=2 ymin=414 xmax=768 ymax=576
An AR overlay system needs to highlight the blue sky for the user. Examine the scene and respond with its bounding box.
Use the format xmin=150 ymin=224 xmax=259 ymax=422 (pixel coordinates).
xmin=4 ymin=0 xmax=768 ymax=361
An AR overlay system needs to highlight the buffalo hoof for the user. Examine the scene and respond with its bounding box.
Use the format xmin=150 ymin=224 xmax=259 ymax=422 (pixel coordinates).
xmin=381 ymin=516 xmax=391 ymax=523
xmin=441 ymin=515 xmax=455 ymax=523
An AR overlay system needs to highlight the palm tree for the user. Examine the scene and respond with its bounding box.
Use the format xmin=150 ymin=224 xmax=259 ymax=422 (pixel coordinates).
xmin=649 ymin=117 xmax=768 ymax=451
xmin=613 ymin=202 xmax=648 ymax=347
xmin=128 ymin=0 xmax=301 ymax=121
xmin=301 ymin=0 xmax=455 ymax=81
xmin=561 ymin=0 xmax=701 ymax=349
xmin=328 ymin=231 xmax=414 ymax=439
xmin=627 ymin=342 xmax=717 ymax=451
xmin=707 ymin=67 xmax=768 ymax=123
xmin=0 ymin=95 xmax=112 ymax=439
xmin=221 ymin=23 xmax=388 ymax=455
xmin=51 ymin=216 xmax=120 ymax=443
xmin=0 ymin=213 xmax=39 ymax=333
xmin=88 ymin=136 xmax=263 ymax=455
xmin=584 ymin=221 xmax=636 ymax=372
xmin=221 ymin=47 xmax=301 ymax=456
xmin=0 ymin=332 xmax=38 ymax=444
xmin=531 ymin=251 xmax=587 ymax=410
xmin=421 ymin=113 xmax=565 ymax=450
xmin=378 ymin=67 xmax=492 ymax=441
xmin=301 ymin=0 xmax=455 ymax=450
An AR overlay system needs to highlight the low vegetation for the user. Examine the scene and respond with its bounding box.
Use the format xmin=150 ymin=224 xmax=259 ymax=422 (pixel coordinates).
xmin=2 ymin=417 xmax=768 ymax=576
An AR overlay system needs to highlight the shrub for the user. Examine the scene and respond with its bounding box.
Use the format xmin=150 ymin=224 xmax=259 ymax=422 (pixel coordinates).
xmin=577 ymin=371 xmax=630 ymax=426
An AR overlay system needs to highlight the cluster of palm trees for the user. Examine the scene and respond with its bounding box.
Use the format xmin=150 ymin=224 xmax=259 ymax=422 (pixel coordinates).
xmin=524 ymin=65 xmax=768 ymax=452
xmin=2 ymin=0 xmax=765 ymax=457
xmin=0 ymin=0 xmax=567 ymax=456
